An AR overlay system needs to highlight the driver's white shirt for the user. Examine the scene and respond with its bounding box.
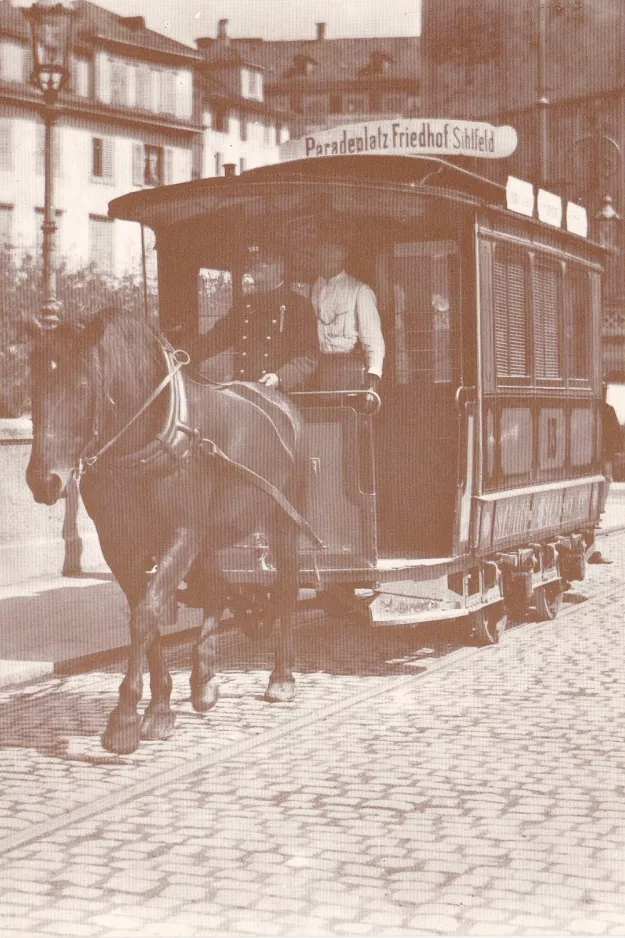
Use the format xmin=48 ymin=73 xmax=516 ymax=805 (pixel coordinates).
xmin=311 ymin=270 xmax=385 ymax=378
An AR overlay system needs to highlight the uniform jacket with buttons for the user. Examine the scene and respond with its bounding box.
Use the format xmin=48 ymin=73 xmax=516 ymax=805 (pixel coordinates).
xmin=193 ymin=286 xmax=318 ymax=393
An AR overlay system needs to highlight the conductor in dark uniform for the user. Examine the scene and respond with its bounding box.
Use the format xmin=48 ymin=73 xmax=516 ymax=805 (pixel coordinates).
xmin=192 ymin=243 xmax=318 ymax=392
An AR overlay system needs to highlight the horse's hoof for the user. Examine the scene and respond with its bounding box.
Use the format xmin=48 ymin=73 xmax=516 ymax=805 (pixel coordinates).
xmin=264 ymin=680 xmax=295 ymax=703
xmin=140 ymin=705 xmax=176 ymax=740
xmin=101 ymin=710 xmax=142 ymax=754
xmin=191 ymin=678 xmax=219 ymax=713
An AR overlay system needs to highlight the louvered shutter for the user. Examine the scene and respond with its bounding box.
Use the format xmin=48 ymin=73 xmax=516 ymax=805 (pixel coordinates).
xmin=161 ymin=72 xmax=176 ymax=115
xmin=163 ymin=148 xmax=174 ymax=185
xmin=533 ymin=264 xmax=561 ymax=379
xmin=0 ymin=120 xmax=12 ymax=171
xmin=568 ymin=267 xmax=590 ymax=379
xmin=102 ymin=138 xmax=114 ymax=181
xmin=494 ymin=250 xmax=528 ymax=378
xmin=88 ymin=216 xmax=114 ymax=272
xmin=132 ymin=143 xmax=144 ymax=186
xmin=136 ymin=65 xmax=151 ymax=110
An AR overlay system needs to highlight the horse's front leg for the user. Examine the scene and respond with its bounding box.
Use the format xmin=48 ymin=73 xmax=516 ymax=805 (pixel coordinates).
xmin=102 ymin=530 xmax=199 ymax=754
xmin=265 ymin=521 xmax=298 ymax=703
xmin=190 ymin=562 xmax=226 ymax=713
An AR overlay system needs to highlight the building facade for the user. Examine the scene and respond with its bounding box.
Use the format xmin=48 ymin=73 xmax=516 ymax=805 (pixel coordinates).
xmin=421 ymin=0 xmax=625 ymax=378
xmin=195 ymin=20 xmax=420 ymax=139
xmin=0 ymin=0 xmax=285 ymax=277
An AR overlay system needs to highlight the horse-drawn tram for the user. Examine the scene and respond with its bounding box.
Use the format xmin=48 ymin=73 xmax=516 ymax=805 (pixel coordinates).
xmin=109 ymin=149 xmax=606 ymax=645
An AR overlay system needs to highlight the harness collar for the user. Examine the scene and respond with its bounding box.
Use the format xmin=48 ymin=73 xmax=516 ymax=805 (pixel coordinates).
xmin=79 ymin=344 xmax=191 ymax=477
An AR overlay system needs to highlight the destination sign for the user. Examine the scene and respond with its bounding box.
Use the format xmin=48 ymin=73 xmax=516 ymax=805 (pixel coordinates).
xmin=280 ymin=119 xmax=518 ymax=161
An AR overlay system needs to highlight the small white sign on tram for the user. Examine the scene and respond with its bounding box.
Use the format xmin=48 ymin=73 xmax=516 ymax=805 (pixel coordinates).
xmin=506 ymin=176 xmax=534 ymax=217
xmin=537 ymin=189 xmax=563 ymax=228
xmin=280 ymin=119 xmax=518 ymax=162
xmin=566 ymin=201 xmax=588 ymax=238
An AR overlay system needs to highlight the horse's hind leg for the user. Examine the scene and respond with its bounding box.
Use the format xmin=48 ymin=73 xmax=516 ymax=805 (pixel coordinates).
xmin=102 ymin=531 xmax=199 ymax=754
xmin=265 ymin=518 xmax=298 ymax=703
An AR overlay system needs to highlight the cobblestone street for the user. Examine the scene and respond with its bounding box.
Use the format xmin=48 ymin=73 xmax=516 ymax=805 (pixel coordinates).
xmin=0 ymin=530 xmax=623 ymax=937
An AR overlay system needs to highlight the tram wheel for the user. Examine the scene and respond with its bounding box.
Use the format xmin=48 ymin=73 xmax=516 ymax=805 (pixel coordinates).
xmin=469 ymin=602 xmax=508 ymax=646
xmin=534 ymin=582 xmax=564 ymax=621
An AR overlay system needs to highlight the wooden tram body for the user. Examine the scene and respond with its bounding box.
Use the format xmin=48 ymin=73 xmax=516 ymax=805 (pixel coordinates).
xmin=109 ymin=155 xmax=606 ymax=639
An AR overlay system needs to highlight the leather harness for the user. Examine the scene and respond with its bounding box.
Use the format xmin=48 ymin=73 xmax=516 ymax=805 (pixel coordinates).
xmin=78 ymin=345 xmax=324 ymax=549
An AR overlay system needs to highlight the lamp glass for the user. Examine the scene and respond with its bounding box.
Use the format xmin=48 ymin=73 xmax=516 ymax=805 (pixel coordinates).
xmin=25 ymin=3 xmax=74 ymax=96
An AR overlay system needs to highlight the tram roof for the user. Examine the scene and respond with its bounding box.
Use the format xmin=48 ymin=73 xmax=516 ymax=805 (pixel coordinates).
xmin=108 ymin=155 xmax=507 ymax=231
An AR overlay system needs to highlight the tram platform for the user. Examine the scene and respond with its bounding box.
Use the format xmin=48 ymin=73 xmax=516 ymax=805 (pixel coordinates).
xmin=0 ymin=485 xmax=624 ymax=690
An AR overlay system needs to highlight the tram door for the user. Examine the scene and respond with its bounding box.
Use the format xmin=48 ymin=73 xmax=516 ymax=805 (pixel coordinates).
xmin=376 ymin=241 xmax=460 ymax=557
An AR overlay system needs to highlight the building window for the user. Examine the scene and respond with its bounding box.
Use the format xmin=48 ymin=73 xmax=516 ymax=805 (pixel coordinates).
xmin=132 ymin=144 xmax=173 ymax=187
xmin=239 ymin=157 xmax=246 ymax=175
xmin=239 ymin=115 xmax=248 ymax=142
xmin=0 ymin=204 xmax=13 ymax=247
xmin=88 ymin=215 xmax=114 ymax=272
xmin=71 ymin=57 xmax=90 ymax=97
xmin=329 ymin=94 xmax=342 ymax=114
xmin=91 ymin=137 xmax=114 ymax=182
xmin=0 ymin=41 xmax=24 ymax=83
xmin=0 ymin=120 xmax=12 ymax=171
xmin=215 ymin=151 xmax=223 ymax=176
xmin=213 ymin=108 xmax=229 ymax=133
xmin=263 ymin=123 xmax=273 ymax=146
xmin=247 ymin=70 xmax=258 ymax=97
xmin=275 ymin=124 xmax=283 ymax=146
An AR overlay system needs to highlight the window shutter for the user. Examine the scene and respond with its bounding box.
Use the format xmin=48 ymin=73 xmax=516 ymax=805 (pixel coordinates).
xmin=175 ymin=70 xmax=193 ymax=119
xmin=111 ymin=58 xmax=127 ymax=106
xmin=0 ymin=120 xmax=12 ymax=171
xmin=161 ymin=72 xmax=176 ymax=115
xmin=533 ymin=263 xmax=561 ymax=379
xmin=163 ymin=148 xmax=174 ymax=185
xmin=0 ymin=204 xmax=13 ymax=245
xmin=568 ymin=266 xmax=590 ymax=379
xmin=494 ymin=251 xmax=528 ymax=378
xmin=88 ymin=216 xmax=114 ymax=272
xmin=102 ymin=138 xmax=114 ymax=181
xmin=136 ymin=65 xmax=151 ymax=110
xmin=132 ymin=143 xmax=144 ymax=186
xmin=2 ymin=42 xmax=24 ymax=82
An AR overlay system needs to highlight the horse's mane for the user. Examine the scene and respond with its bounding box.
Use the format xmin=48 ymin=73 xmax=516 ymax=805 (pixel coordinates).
xmin=97 ymin=309 xmax=166 ymax=414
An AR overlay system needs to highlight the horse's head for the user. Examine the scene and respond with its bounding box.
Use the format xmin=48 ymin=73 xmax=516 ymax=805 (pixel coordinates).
xmin=26 ymin=315 xmax=105 ymax=505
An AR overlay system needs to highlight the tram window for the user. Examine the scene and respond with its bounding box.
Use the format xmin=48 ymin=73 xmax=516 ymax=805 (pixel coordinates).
xmin=197 ymin=268 xmax=232 ymax=334
xmin=493 ymin=247 xmax=529 ymax=380
xmin=392 ymin=241 xmax=458 ymax=385
xmin=567 ymin=266 xmax=591 ymax=380
xmin=532 ymin=260 xmax=563 ymax=381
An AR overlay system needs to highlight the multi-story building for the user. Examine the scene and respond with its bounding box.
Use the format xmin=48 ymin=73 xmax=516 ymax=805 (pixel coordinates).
xmin=421 ymin=0 xmax=625 ymax=377
xmin=195 ymin=20 xmax=420 ymax=139
xmin=0 ymin=0 xmax=286 ymax=277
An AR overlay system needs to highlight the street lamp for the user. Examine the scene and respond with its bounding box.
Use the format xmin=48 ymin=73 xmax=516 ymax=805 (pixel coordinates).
xmin=596 ymin=194 xmax=622 ymax=253
xmin=23 ymin=1 xmax=75 ymax=328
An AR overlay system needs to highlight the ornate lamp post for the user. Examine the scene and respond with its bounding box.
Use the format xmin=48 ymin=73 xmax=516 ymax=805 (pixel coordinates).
xmin=23 ymin=1 xmax=75 ymax=328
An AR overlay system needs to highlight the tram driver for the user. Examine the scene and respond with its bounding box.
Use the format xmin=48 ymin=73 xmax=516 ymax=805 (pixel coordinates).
xmin=190 ymin=243 xmax=318 ymax=392
xmin=312 ymin=241 xmax=385 ymax=409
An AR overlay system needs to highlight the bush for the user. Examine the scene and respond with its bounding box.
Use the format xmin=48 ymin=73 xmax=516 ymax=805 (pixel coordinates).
xmin=0 ymin=250 xmax=158 ymax=417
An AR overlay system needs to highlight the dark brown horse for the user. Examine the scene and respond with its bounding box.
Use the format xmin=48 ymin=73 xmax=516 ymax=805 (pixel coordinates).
xmin=27 ymin=309 xmax=306 ymax=754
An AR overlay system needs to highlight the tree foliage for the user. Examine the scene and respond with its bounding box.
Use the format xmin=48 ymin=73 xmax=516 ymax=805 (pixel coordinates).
xmin=0 ymin=250 xmax=158 ymax=417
